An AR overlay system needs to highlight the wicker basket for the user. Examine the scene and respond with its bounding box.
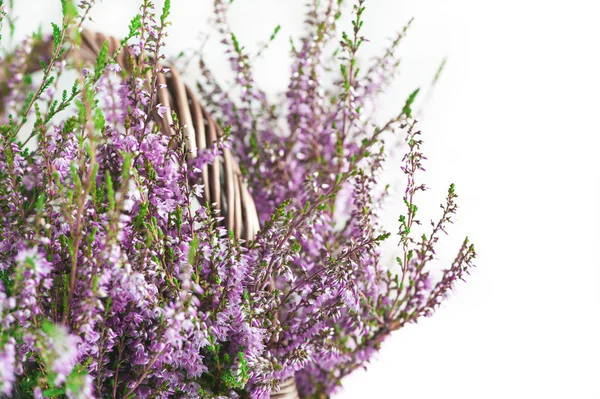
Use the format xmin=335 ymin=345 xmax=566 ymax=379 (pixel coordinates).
xmin=0 ymin=30 xmax=298 ymax=399
xmin=80 ymin=30 xmax=261 ymax=243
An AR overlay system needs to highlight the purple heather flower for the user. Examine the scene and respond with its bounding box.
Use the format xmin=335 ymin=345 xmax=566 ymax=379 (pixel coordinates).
xmin=129 ymin=44 xmax=141 ymax=56
xmin=0 ymin=338 xmax=16 ymax=395
xmin=156 ymin=103 xmax=168 ymax=118
xmin=107 ymin=63 xmax=122 ymax=73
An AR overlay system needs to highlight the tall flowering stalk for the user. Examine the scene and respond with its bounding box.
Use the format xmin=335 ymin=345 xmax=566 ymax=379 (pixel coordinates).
xmin=201 ymin=0 xmax=476 ymax=396
xmin=0 ymin=1 xmax=475 ymax=398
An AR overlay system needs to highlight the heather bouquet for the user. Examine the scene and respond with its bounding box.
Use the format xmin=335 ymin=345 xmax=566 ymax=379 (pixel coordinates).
xmin=0 ymin=0 xmax=475 ymax=398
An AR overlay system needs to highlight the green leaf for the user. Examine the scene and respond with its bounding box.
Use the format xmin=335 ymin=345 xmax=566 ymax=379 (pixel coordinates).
xmin=65 ymin=366 xmax=90 ymax=396
xmin=41 ymin=319 xmax=58 ymax=336
xmin=270 ymin=24 xmax=281 ymax=41
xmin=188 ymin=236 xmax=199 ymax=265
xmin=249 ymin=131 xmax=258 ymax=152
xmin=432 ymin=57 xmax=447 ymax=86
xmin=61 ymin=0 xmax=78 ymax=19
xmin=448 ymin=183 xmax=456 ymax=196
xmin=105 ymin=173 xmax=115 ymax=211
xmin=133 ymin=202 xmax=149 ymax=229
xmin=121 ymin=153 xmax=132 ymax=183
xmin=41 ymin=76 xmax=55 ymax=95
xmin=231 ymin=32 xmax=241 ymax=53
xmin=69 ymin=162 xmax=81 ymax=191
xmin=93 ymin=108 xmax=105 ymax=131
xmin=291 ymin=242 xmax=302 ymax=253
xmin=42 ymin=387 xmax=67 ymax=397
xmin=94 ymin=40 xmax=109 ymax=80
xmin=51 ymin=22 xmax=61 ymax=49
xmin=161 ymin=0 xmax=171 ymax=23
xmin=21 ymin=93 xmax=34 ymax=117
xmin=402 ymin=88 xmax=420 ymax=118
xmin=35 ymin=193 xmax=46 ymax=213
xmin=127 ymin=14 xmax=142 ymax=40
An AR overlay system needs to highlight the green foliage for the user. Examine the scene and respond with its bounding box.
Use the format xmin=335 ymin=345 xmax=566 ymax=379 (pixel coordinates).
xmin=93 ymin=107 xmax=105 ymax=131
xmin=402 ymin=88 xmax=420 ymax=118
xmin=61 ymin=0 xmax=78 ymax=20
xmin=432 ymin=58 xmax=447 ymax=85
xmin=65 ymin=365 xmax=90 ymax=397
xmin=448 ymin=182 xmax=456 ymax=196
xmin=270 ymin=24 xmax=281 ymax=41
xmin=51 ymin=22 xmax=61 ymax=49
xmin=291 ymin=241 xmax=302 ymax=253
xmin=249 ymin=133 xmax=258 ymax=155
xmin=161 ymin=0 xmax=171 ymax=23
xmin=42 ymin=387 xmax=67 ymax=397
xmin=93 ymin=40 xmax=109 ymax=81
xmin=127 ymin=14 xmax=143 ymax=40
xmin=231 ymin=32 xmax=241 ymax=53
xmin=0 ymin=269 xmax=11 ymax=297
xmin=105 ymin=173 xmax=115 ymax=212
xmin=133 ymin=201 xmax=149 ymax=229
xmin=189 ymin=236 xmax=199 ymax=265
xmin=14 ymin=367 xmax=44 ymax=398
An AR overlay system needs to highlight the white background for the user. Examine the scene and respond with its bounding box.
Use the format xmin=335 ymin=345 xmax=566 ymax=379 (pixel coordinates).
xmin=10 ymin=1 xmax=600 ymax=398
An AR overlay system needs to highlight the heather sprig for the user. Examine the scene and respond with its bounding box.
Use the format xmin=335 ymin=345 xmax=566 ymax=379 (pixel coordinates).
xmin=0 ymin=0 xmax=16 ymax=45
xmin=203 ymin=1 xmax=475 ymax=396
xmin=13 ymin=0 xmax=78 ymax=138
xmin=0 ymin=2 xmax=8 ymax=44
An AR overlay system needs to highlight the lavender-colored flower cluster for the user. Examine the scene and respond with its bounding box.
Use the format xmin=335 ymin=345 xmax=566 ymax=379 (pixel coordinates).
xmin=0 ymin=0 xmax=475 ymax=398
